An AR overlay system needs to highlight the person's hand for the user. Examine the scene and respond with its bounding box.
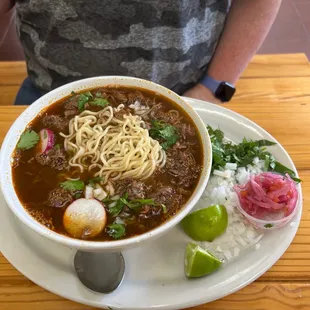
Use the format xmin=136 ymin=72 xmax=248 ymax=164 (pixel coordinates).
xmin=183 ymin=83 xmax=222 ymax=104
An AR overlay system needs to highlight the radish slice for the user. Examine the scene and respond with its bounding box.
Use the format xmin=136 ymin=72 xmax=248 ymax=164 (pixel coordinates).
xmin=63 ymin=198 xmax=107 ymax=239
xmin=38 ymin=128 xmax=55 ymax=153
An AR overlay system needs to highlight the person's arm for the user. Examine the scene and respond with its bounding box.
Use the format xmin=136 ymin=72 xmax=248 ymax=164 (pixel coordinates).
xmin=184 ymin=0 xmax=282 ymax=103
xmin=0 ymin=0 xmax=15 ymax=46
xmin=0 ymin=0 xmax=14 ymax=13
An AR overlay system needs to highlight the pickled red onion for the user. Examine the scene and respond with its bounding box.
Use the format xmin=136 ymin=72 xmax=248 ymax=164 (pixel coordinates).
xmin=38 ymin=128 xmax=55 ymax=154
xmin=234 ymin=172 xmax=298 ymax=219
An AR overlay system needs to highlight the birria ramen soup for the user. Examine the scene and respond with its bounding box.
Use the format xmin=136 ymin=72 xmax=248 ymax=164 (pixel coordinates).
xmin=11 ymin=86 xmax=203 ymax=241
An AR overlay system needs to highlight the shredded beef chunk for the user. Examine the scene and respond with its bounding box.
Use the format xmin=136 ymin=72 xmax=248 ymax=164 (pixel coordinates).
xmin=114 ymin=108 xmax=130 ymax=120
xmin=109 ymin=90 xmax=128 ymax=103
xmin=36 ymin=147 xmax=68 ymax=170
xmin=12 ymin=150 xmax=22 ymax=168
xmin=64 ymin=98 xmax=79 ymax=118
xmin=152 ymin=186 xmax=179 ymax=205
xmin=150 ymin=104 xmax=180 ymax=124
xmin=116 ymin=178 xmax=147 ymax=199
xmin=42 ymin=115 xmax=69 ymax=133
xmin=166 ymin=146 xmax=201 ymax=188
xmin=175 ymin=123 xmax=196 ymax=140
xmin=139 ymin=205 xmax=162 ymax=220
xmin=127 ymin=90 xmax=146 ymax=105
xmin=48 ymin=188 xmax=72 ymax=208
xmin=171 ymin=141 xmax=188 ymax=151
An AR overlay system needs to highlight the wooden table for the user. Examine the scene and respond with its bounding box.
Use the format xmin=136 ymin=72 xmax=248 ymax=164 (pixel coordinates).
xmin=0 ymin=54 xmax=310 ymax=310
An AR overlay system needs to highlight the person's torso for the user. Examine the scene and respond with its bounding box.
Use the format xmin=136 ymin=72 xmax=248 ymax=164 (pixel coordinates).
xmin=16 ymin=0 xmax=229 ymax=93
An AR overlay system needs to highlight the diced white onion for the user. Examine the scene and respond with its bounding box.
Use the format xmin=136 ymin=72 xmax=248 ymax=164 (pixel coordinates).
xmin=94 ymin=188 xmax=103 ymax=196
xmin=108 ymin=201 xmax=117 ymax=208
xmin=223 ymin=250 xmax=233 ymax=261
xmin=233 ymin=247 xmax=240 ymax=257
xmin=85 ymin=185 xmax=93 ymax=199
xmin=93 ymin=187 xmax=108 ymax=200
xmin=235 ymin=236 xmax=247 ymax=247
xmin=191 ymin=156 xmax=265 ymax=264
xmin=115 ymin=217 xmax=125 ymax=225
xmin=225 ymin=163 xmax=237 ymax=170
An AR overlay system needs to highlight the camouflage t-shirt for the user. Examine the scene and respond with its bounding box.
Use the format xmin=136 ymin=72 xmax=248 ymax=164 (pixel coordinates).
xmin=15 ymin=0 xmax=229 ymax=94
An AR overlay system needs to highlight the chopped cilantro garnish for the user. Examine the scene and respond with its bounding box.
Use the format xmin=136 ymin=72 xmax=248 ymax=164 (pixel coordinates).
xmin=207 ymin=125 xmax=301 ymax=183
xmin=161 ymin=203 xmax=167 ymax=214
xmin=264 ymin=223 xmax=273 ymax=228
xmin=108 ymin=199 xmax=126 ymax=216
xmin=106 ymin=194 xmax=166 ymax=216
xmin=272 ymin=161 xmax=301 ymax=182
xmin=60 ymin=180 xmax=85 ymax=191
xmin=121 ymin=197 xmax=154 ymax=211
xmin=17 ymin=130 xmax=40 ymax=150
xmin=107 ymin=223 xmax=126 ymax=239
xmin=90 ymin=98 xmax=109 ymax=108
xmin=75 ymin=90 xmax=109 ymax=111
xmin=74 ymin=193 xmax=82 ymax=199
xmin=77 ymin=91 xmax=93 ymax=111
xmin=149 ymin=120 xmax=179 ymax=150
xmin=88 ymin=177 xmax=104 ymax=188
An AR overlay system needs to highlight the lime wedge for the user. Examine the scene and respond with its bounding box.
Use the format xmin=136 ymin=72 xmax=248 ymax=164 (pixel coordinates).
xmin=181 ymin=205 xmax=228 ymax=242
xmin=185 ymin=243 xmax=222 ymax=278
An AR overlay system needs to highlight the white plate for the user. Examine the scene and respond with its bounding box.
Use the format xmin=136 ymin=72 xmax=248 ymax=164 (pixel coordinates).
xmin=0 ymin=99 xmax=302 ymax=310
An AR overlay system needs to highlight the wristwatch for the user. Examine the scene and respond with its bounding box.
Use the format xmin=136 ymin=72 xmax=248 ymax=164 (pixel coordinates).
xmin=200 ymin=76 xmax=236 ymax=102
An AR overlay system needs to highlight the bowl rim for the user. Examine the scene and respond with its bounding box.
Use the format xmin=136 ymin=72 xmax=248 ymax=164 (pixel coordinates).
xmin=0 ymin=76 xmax=212 ymax=251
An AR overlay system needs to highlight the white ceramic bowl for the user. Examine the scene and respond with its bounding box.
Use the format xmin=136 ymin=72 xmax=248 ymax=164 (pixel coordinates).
xmin=0 ymin=76 xmax=212 ymax=252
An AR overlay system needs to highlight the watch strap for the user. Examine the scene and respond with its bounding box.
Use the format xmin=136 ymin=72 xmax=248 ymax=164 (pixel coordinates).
xmin=200 ymin=75 xmax=221 ymax=94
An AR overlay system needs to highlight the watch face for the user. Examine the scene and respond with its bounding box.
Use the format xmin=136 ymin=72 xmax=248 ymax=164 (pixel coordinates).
xmin=215 ymin=82 xmax=236 ymax=102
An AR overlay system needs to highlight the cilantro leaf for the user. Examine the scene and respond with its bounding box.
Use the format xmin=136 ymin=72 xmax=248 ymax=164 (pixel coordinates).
xmin=95 ymin=92 xmax=102 ymax=98
xmin=149 ymin=120 xmax=179 ymax=150
xmin=106 ymin=194 xmax=166 ymax=216
xmin=107 ymin=223 xmax=126 ymax=239
xmin=108 ymin=199 xmax=125 ymax=216
xmin=74 ymin=193 xmax=82 ymax=199
xmin=161 ymin=203 xmax=167 ymax=213
xmin=120 ymin=197 xmax=153 ymax=211
xmin=77 ymin=91 xmax=93 ymax=111
xmin=17 ymin=130 xmax=40 ymax=150
xmin=271 ymin=161 xmax=301 ymax=183
xmin=207 ymin=125 xmax=301 ymax=183
xmin=60 ymin=180 xmax=85 ymax=191
xmin=88 ymin=177 xmax=104 ymax=187
xmin=120 ymin=197 xmax=167 ymax=213
xmin=90 ymin=98 xmax=109 ymax=108
xmin=257 ymin=140 xmax=277 ymax=147
xmin=264 ymin=223 xmax=273 ymax=228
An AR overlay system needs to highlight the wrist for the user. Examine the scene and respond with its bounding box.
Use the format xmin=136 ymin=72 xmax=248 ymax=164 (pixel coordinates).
xmin=196 ymin=83 xmax=215 ymax=98
xmin=205 ymin=69 xmax=236 ymax=87
xmin=194 ymin=84 xmax=222 ymax=104
xmin=200 ymin=75 xmax=236 ymax=103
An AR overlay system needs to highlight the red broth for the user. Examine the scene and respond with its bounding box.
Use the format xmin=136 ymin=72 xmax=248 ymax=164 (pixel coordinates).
xmin=12 ymin=86 xmax=203 ymax=241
